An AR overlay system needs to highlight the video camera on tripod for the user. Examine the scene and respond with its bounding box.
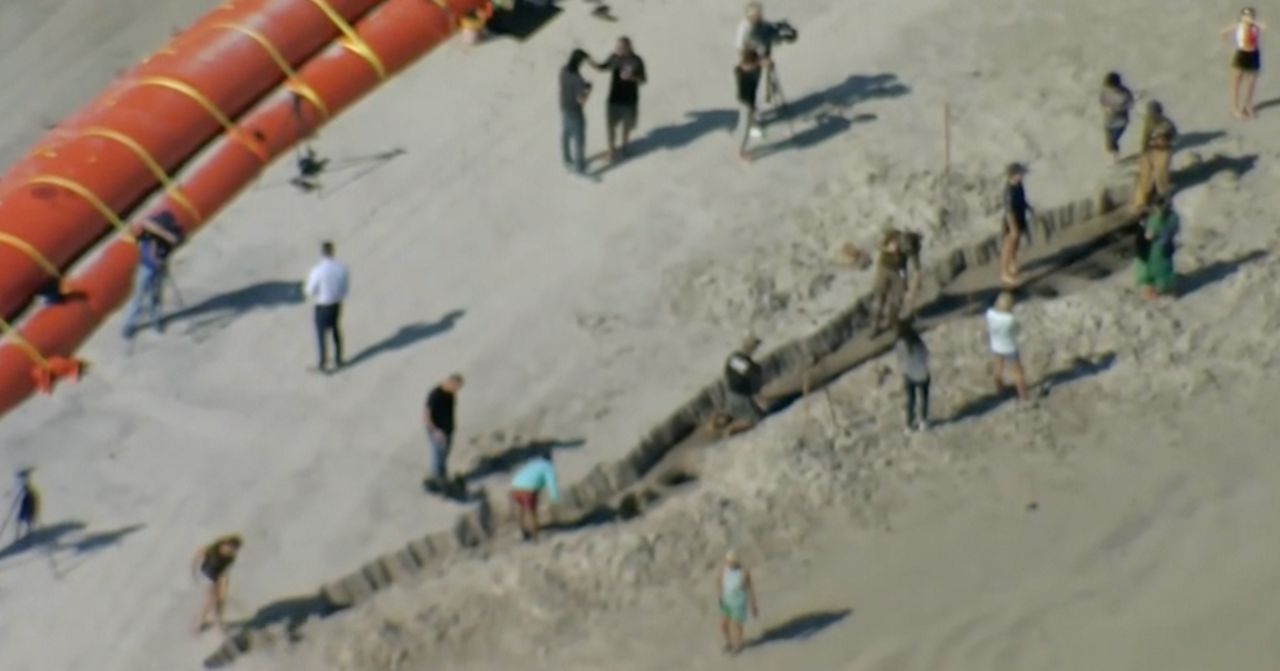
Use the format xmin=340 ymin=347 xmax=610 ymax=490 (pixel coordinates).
xmin=757 ymin=19 xmax=799 ymax=48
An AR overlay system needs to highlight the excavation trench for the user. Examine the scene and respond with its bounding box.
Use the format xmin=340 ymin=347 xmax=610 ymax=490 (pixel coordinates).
xmin=203 ymin=155 xmax=1246 ymax=668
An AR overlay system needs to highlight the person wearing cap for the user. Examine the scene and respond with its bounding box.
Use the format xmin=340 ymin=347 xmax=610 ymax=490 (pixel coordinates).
xmin=122 ymin=211 xmax=183 ymax=339
xmin=1001 ymin=163 xmax=1035 ymax=285
xmin=191 ymin=534 xmax=243 ymax=633
xmin=872 ymin=227 xmax=924 ymax=332
xmin=510 ymin=449 xmax=560 ymax=542
xmin=717 ymin=549 xmax=759 ymax=654
xmin=719 ymin=335 xmax=768 ymax=435
xmin=1132 ymin=100 xmax=1178 ymax=212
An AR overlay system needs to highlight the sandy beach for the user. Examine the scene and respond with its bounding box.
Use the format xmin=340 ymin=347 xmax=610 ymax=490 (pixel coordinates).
xmin=2 ymin=0 xmax=1279 ymax=669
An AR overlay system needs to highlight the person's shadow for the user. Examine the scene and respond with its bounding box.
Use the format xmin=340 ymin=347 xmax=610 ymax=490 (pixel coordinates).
xmin=744 ymin=608 xmax=852 ymax=650
xmin=165 ymin=280 xmax=305 ymax=337
xmin=462 ymin=437 xmax=587 ymax=483
xmin=592 ymin=109 xmax=738 ymax=176
xmin=747 ymin=72 xmax=909 ymax=160
xmin=343 ymin=309 xmax=465 ymax=368
xmin=945 ymin=353 xmax=1117 ymax=425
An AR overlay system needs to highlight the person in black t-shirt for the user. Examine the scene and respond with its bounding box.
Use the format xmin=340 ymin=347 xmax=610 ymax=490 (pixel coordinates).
xmin=592 ymin=37 xmax=647 ymax=162
xmin=735 ymin=49 xmax=767 ymax=162
xmin=1000 ymin=163 xmax=1035 ymax=285
xmin=191 ymin=534 xmax=242 ymax=633
xmin=425 ymin=373 xmax=464 ymax=484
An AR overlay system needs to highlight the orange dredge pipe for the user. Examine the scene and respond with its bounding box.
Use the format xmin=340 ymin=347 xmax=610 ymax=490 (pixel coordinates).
xmin=0 ymin=0 xmax=386 ymax=323
xmin=0 ymin=0 xmax=486 ymax=418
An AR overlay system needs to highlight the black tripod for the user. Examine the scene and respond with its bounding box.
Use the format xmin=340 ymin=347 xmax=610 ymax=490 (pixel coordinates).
xmin=762 ymin=61 xmax=797 ymax=137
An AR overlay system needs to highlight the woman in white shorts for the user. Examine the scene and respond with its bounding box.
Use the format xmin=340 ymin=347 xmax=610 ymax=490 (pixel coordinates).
xmin=986 ymin=292 xmax=1029 ymax=401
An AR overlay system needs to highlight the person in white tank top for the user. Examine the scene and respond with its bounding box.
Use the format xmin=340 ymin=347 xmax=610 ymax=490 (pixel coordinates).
xmin=1220 ymin=7 xmax=1267 ymax=119
xmin=985 ymin=291 xmax=1029 ymax=401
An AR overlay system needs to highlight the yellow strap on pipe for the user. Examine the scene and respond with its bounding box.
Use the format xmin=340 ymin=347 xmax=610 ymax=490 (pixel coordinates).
xmin=0 ymin=232 xmax=63 ymax=281
xmin=134 ymin=76 xmax=268 ymax=163
xmin=211 ymin=22 xmax=332 ymax=120
xmin=81 ymin=127 xmax=204 ymax=225
xmin=306 ymin=0 xmax=387 ymax=80
xmin=25 ymin=175 xmax=136 ymax=243
xmin=0 ymin=316 xmax=51 ymax=369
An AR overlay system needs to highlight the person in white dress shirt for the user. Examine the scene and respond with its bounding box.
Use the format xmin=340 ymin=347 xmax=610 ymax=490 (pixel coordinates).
xmin=305 ymin=241 xmax=349 ymax=372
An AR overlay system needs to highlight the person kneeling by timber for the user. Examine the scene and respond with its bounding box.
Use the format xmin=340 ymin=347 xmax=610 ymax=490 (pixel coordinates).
xmin=872 ymin=227 xmax=923 ymax=332
xmin=1134 ymin=195 xmax=1180 ymax=299
xmin=511 ymin=450 xmax=560 ymax=543
xmin=714 ymin=335 xmax=769 ymax=436
xmin=192 ymin=534 xmax=242 ymax=633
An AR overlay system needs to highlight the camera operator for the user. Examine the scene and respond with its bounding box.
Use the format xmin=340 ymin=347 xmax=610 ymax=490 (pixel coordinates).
xmin=122 ymin=211 xmax=183 ymax=339
xmin=734 ymin=4 xmax=797 ymax=106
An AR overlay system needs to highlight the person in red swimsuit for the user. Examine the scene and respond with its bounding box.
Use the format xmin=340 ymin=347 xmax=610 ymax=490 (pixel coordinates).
xmin=1220 ymin=7 xmax=1267 ymax=119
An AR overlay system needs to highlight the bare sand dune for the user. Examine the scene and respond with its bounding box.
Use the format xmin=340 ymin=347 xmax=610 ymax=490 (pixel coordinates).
xmin=1 ymin=0 xmax=1279 ymax=669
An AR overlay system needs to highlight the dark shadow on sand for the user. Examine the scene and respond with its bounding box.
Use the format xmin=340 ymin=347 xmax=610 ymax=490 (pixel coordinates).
xmin=0 ymin=520 xmax=86 ymax=564
xmin=227 ymin=592 xmax=341 ymax=644
xmin=463 ymin=437 xmax=586 ymax=483
xmin=593 ymin=109 xmax=738 ymax=176
xmin=63 ymin=523 xmax=145 ymax=555
xmin=744 ymin=608 xmax=852 ymax=650
xmin=945 ymin=353 xmax=1117 ymax=425
xmin=1252 ymin=97 xmax=1280 ymax=114
xmin=1174 ymin=130 xmax=1227 ymax=152
xmin=742 ymin=72 xmax=906 ymax=161
xmin=487 ymin=2 xmax=563 ymax=41
xmin=1177 ymin=249 xmax=1268 ymax=297
xmin=166 ymin=280 xmax=305 ymax=335
xmin=748 ymin=112 xmax=877 ymax=161
xmin=50 ymin=523 xmax=147 ymax=578
xmin=771 ymin=73 xmax=910 ymax=123
xmin=343 ymin=309 xmax=465 ymax=368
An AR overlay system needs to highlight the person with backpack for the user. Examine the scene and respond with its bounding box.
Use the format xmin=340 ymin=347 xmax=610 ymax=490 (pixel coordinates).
xmin=719 ymin=335 xmax=768 ymax=435
xmin=122 ymin=211 xmax=183 ymax=339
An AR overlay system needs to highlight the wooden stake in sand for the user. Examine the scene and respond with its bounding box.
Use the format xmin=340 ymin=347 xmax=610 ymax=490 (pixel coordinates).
xmin=943 ymin=102 xmax=952 ymax=180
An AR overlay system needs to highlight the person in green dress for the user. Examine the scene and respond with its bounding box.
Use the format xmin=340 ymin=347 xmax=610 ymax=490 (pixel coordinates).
xmin=1135 ymin=196 xmax=1179 ymax=299
xmin=717 ymin=549 xmax=759 ymax=654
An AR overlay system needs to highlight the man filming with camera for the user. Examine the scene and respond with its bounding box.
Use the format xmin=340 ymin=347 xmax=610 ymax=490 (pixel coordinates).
xmin=122 ymin=211 xmax=183 ymax=339
xmin=734 ymin=3 xmax=798 ymax=107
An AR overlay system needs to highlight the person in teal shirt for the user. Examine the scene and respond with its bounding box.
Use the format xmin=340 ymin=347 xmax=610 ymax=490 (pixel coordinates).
xmin=510 ymin=451 xmax=561 ymax=542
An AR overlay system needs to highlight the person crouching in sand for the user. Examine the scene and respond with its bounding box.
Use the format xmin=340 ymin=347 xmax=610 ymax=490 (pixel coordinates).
xmin=192 ymin=535 xmax=242 ymax=633
xmin=510 ymin=449 xmax=561 ymax=542
xmin=986 ymin=291 xmax=1029 ymax=402
xmin=717 ymin=549 xmax=759 ymax=654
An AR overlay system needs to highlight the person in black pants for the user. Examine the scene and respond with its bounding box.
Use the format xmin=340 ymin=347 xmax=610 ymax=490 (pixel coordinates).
xmin=894 ymin=320 xmax=932 ymax=432
xmin=735 ymin=49 xmax=766 ymax=162
xmin=424 ymin=373 xmax=464 ymax=486
xmin=305 ymin=241 xmax=350 ymax=372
